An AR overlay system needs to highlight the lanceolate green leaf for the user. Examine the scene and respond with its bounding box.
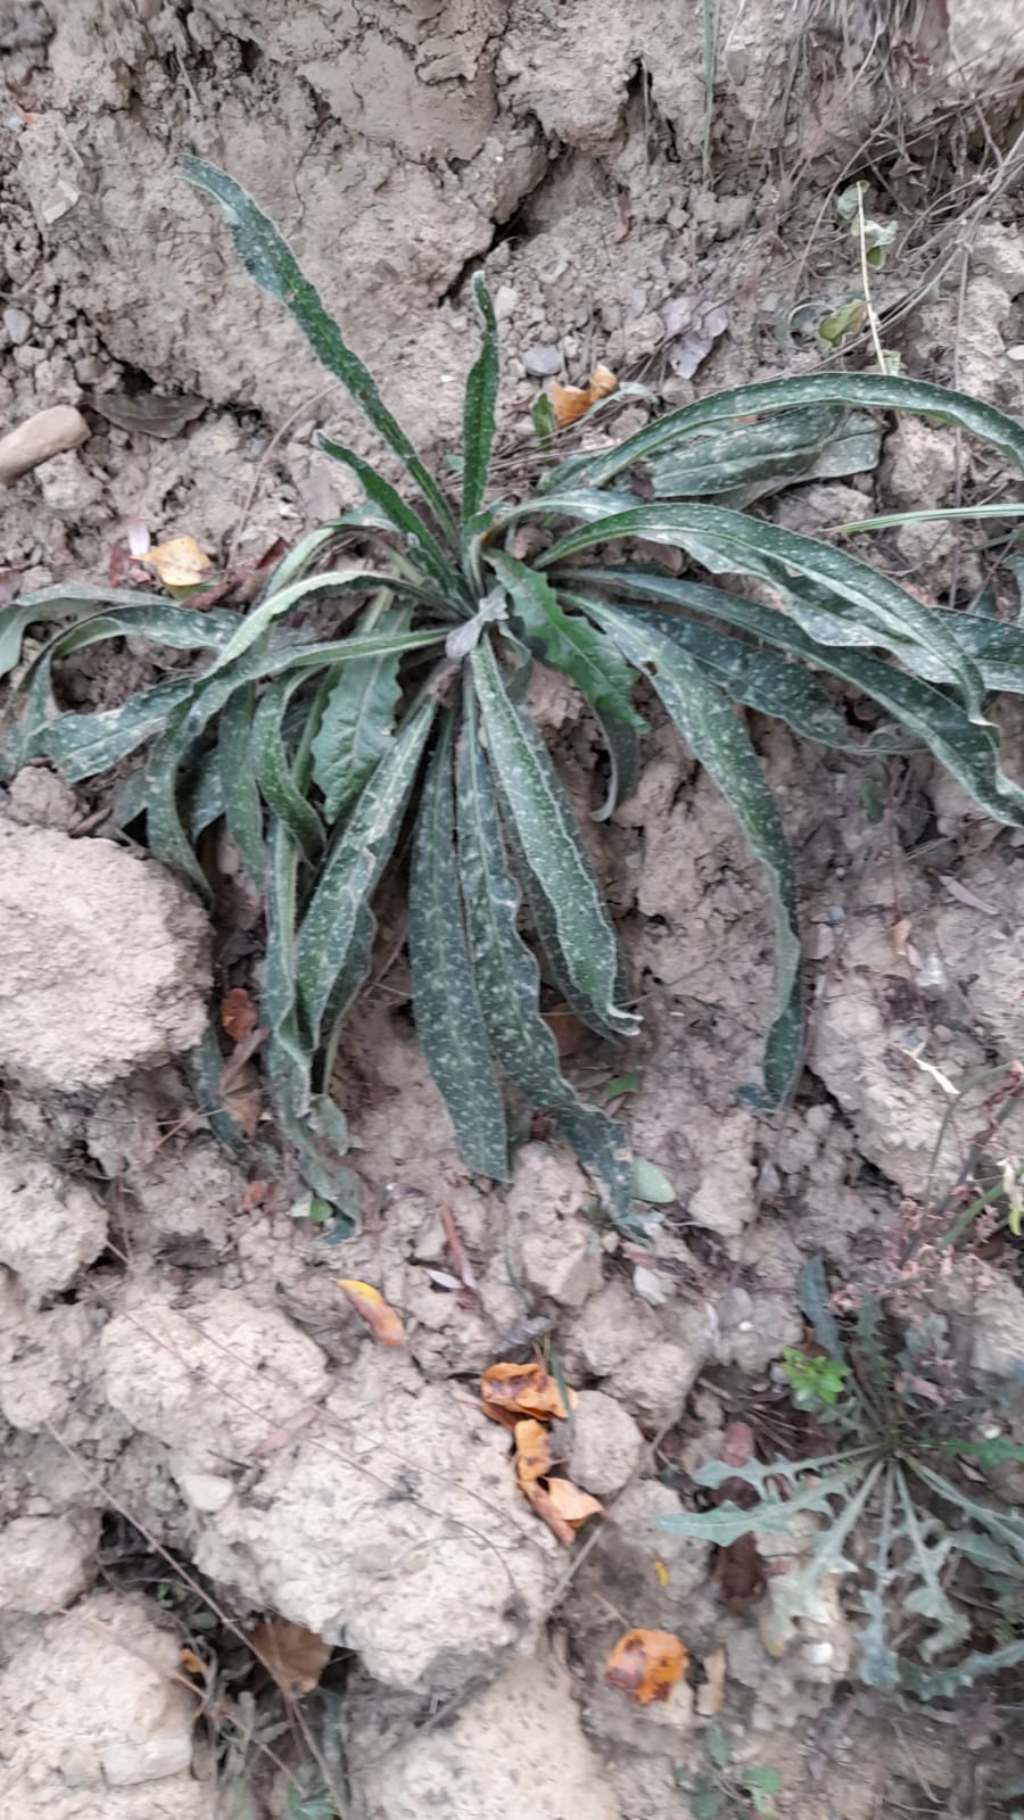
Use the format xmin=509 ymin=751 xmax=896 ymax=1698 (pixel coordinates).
xmin=648 ymin=404 xmax=882 ymax=504
xmin=559 ymin=373 xmax=1024 ymax=489
xmin=461 ymin=274 xmax=499 ymax=526
xmin=456 ymin=694 xmax=636 ymax=1227
xmin=317 ymin=436 xmax=464 ymax=604
xmin=142 ymin=697 xmax=210 ymax=897
xmin=573 ymin=569 xmax=1024 ymax=829
xmin=470 ymin=636 xmax=637 ymax=1041
xmin=311 ymin=598 xmax=409 ymax=822
xmin=253 ymin=673 xmax=325 ymax=863
xmin=297 ymin=697 xmax=437 ymax=1043
xmin=265 ymin=819 xmax=361 ymax=1221
xmin=489 ymin=550 xmax=646 ymax=818
xmin=539 ymin=502 xmax=987 ymax=720
xmin=409 ymin=715 xmax=508 ymax=1179
xmin=181 ymin=155 xmax=456 ymax=541
xmin=218 ymin=684 xmax=264 ymax=885
xmin=583 ymin=596 xmax=803 ymax=1107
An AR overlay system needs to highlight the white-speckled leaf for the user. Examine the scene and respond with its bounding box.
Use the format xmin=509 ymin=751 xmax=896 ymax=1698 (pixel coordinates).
xmin=311 ymin=600 xmax=409 ymax=822
xmin=571 ymin=569 xmax=1024 ymax=828
xmin=538 ymin=500 xmax=986 ymax=721
xmin=409 ymin=714 xmax=508 ymax=1180
xmin=297 ymin=697 xmax=436 ymax=1043
xmin=470 ymin=636 xmax=637 ymax=1041
xmin=218 ymin=684 xmax=264 ymax=885
xmin=488 ymin=550 xmax=646 ymax=819
xmin=456 ymin=695 xmax=637 ymax=1227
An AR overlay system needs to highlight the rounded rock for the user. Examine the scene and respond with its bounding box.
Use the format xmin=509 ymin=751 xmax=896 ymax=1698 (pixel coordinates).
xmin=0 ymin=823 xmax=211 ymax=1091
xmin=567 ymin=1389 xmax=643 ymax=1494
xmin=0 ymin=405 xmax=90 ymax=484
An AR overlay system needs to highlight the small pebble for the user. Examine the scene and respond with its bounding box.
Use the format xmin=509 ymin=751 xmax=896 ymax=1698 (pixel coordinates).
xmin=3 ymin=306 xmax=31 ymax=345
xmin=523 ymin=343 xmax=562 ymax=378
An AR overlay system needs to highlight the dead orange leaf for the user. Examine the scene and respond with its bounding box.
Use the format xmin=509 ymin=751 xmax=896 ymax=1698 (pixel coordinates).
xmin=179 ymin=1646 xmax=206 ymax=1678
xmin=523 ymin=1479 xmax=576 ymax=1546
xmin=550 ymin=362 xmax=618 ymax=428
xmin=480 ymin=1360 xmax=568 ymax=1427
xmin=250 ymin=1616 xmax=330 ymax=1696
xmin=514 ymin=1418 xmax=553 ymax=1486
xmin=138 ymin=534 xmax=214 ymax=589
xmin=543 ymin=1476 xmax=604 ymax=1527
xmin=338 ymin=1279 xmax=406 ymax=1347
xmin=523 ymin=1474 xmax=603 ymax=1545
xmin=221 ymin=985 xmax=259 ymax=1043
xmin=605 ymin=1628 xmax=688 ymax=1704
xmin=220 ymin=1060 xmax=262 ymax=1138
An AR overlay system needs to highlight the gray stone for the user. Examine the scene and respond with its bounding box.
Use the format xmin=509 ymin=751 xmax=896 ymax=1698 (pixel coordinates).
xmin=567 ymin=1390 xmax=643 ymax=1494
xmin=522 ymin=342 xmax=562 ymax=377
xmin=3 ymin=305 xmax=32 ymax=345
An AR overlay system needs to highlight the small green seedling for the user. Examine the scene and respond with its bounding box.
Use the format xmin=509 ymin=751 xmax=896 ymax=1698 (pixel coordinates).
xmin=676 ymin=1725 xmax=781 ymax=1818
xmin=782 ymin=1346 xmax=849 ymax=1411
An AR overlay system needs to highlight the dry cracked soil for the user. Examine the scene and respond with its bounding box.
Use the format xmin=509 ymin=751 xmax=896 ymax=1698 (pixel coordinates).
xmin=3 ymin=3 xmax=1024 ymax=1817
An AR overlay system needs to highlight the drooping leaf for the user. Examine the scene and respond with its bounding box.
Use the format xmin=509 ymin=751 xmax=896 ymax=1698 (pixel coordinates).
xmin=311 ymin=597 xmax=408 ymax=822
xmin=488 ymin=550 xmax=645 ymax=819
xmin=455 ymin=695 xmax=636 ymax=1228
xmin=218 ymin=684 xmax=264 ymax=885
xmin=581 ymin=596 xmax=803 ymax=1108
xmin=297 ymin=697 xmax=437 ymax=1044
xmin=25 ymin=672 xmax=199 ymax=780
xmin=647 ymin=404 xmax=879 ymax=504
xmin=561 ymin=586 xmax=890 ymax=754
xmin=557 ymin=372 xmax=1024 ymax=490
xmin=461 ymin=273 xmax=499 ymax=525
xmin=0 ymin=591 xmax=165 ymax=681
xmin=408 ymin=714 xmax=508 ymax=1180
xmin=181 ymin=156 xmax=456 ymax=540
xmin=261 ymin=509 xmax=396 ymax=597
xmin=571 ymin=572 xmax=1024 ymax=829
xmin=202 ymin=567 xmax=417 ymax=679
xmin=538 ymin=501 xmax=987 ymax=720
xmin=470 ymin=636 xmax=637 ymax=1042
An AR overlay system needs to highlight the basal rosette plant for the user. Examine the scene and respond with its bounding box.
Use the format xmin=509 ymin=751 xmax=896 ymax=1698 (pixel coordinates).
xmin=4 ymin=158 xmax=1024 ymax=1232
